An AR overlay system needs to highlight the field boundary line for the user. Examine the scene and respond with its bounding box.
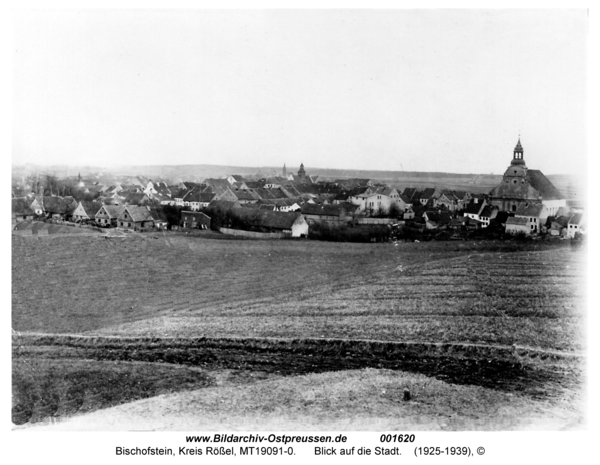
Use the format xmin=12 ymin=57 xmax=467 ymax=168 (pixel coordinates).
xmin=13 ymin=331 xmax=585 ymax=359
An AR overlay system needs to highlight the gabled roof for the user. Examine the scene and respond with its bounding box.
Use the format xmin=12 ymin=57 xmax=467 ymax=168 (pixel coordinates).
xmin=301 ymin=203 xmax=348 ymax=217
xmin=121 ymin=205 xmax=154 ymax=222
xmin=420 ymin=188 xmax=438 ymax=200
xmin=184 ymin=189 xmax=216 ymax=203
xmin=43 ymin=196 xmax=73 ymax=214
xmin=12 ymin=198 xmax=35 ymax=216
xmin=526 ymin=170 xmax=564 ymax=200
xmin=515 ymin=203 xmax=545 ymax=217
xmin=479 ymin=205 xmax=497 ymax=218
xmin=203 ymin=179 xmax=231 ymax=190
xmin=232 ymin=209 xmax=304 ymax=230
xmin=423 ymin=211 xmax=452 ymax=224
xmin=208 ymin=200 xmax=241 ymax=211
xmin=398 ymin=194 xmax=412 ymax=204
xmin=149 ymin=208 xmax=168 ymax=222
xmin=79 ymin=200 xmax=102 ymax=217
xmin=97 ymin=205 xmax=125 ymax=218
xmin=464 ymin=202 xmax=484 ymax=215
xmin=568 ymin=213 xmax=583 ymax=225
xmin=506 ymin=217 xmax=529 ymax=226
xmin=123 ymin=193 xmax=148 ymax=205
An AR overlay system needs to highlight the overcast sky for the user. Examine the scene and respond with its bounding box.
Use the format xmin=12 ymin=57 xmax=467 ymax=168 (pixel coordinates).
xmin=12 ymin=9 xmax=587 ymax=175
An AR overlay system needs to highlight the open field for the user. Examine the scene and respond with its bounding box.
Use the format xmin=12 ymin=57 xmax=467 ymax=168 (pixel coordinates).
xmin=12 ymin=232 xmax=586 ymax=428
xmin=20 ymin=368 xmax=584 ymax=431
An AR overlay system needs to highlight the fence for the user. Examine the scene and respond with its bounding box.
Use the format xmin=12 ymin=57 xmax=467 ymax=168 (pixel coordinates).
xmin=219 ymin=227 xmax=290 ymax=239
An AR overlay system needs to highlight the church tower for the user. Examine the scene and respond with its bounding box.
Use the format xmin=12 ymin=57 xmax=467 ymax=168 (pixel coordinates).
xmin=283 ymin=163 xmax=287 ymax=178
xmin=512 ymin=137 xmax=525 ymax=165
xmin=298 ymin=163 xmax=306 ymax=179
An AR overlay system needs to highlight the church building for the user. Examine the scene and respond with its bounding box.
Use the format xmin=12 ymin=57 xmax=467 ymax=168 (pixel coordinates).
xmin=488 ymin=138 xmax=566 ymax=216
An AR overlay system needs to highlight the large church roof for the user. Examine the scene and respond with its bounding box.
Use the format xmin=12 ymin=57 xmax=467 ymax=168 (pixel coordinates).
xmin=526 ymin=170 xmax=564 ymax=200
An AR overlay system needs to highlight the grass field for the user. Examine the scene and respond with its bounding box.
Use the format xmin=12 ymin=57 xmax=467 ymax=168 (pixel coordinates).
xmin=11 ymin=232 xmax=586 ymax=428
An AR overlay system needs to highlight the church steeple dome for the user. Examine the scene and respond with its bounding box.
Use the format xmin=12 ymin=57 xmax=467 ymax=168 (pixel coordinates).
xmin=511 ymin=136 xmax=526 ymax=166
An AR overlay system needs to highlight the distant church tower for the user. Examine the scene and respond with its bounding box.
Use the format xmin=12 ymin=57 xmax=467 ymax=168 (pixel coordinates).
xmin=298 ymin=163 xmax=306 ymax=179
xmin=512 ymin=137 xmax=525 ymax=165
xmin=283 ymin=163 xmax=287 ymax=178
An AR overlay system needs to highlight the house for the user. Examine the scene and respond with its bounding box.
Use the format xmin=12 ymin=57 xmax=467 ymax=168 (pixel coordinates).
xmin=149 ymin=208 xmax=169 ymax=229
xmin=422 ymin=211 xmax=452 ymax=229
xmin=123 ymin=192 xmax=152 ymax=206
xmin=478 ymin=205 xmax=498 ymax=228
xmin=71 ymin=201 xmax=102 ymax=222
xmin=402 ymin=187 xmax=422 ymax=202
xmin=42 ymin=196 xmax=78 ymax=220
xmin=437 ymin=191 xmax=461 ymax=211
xmin=230 ymin=209 xmax=309 ymax=237
xmin=419 ymin=187 xmax=441 ymax=206
xmin=514 ymin=203 xmax=548 ymax=234
xmin=95 ymin=205 xmax=125 ymax=227
xmin=116 ymin=206 xmax=155 ymax=231
xmin=463 ymin=199 xmax=487 ymax=221
xmin=566 ymin=213 xmax=584 ymax=238
xmin=183 ymin=189 xmax=217 ymax=211
xmin=207 ymin=199 xmax=242 ymax=212
xmin=181 ymin=211 xmax=211 ymax=229
xmin=12 ymin=198 xmax=36 ymax=223
xmin=301 ymin=203 xmax=353 ymax=225
xmin=549 ymin=215 xmax=570 ymax=236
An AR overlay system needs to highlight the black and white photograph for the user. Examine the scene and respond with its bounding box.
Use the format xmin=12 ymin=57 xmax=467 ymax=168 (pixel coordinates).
xmin=6 ymin=3 xmax=595 ymax=462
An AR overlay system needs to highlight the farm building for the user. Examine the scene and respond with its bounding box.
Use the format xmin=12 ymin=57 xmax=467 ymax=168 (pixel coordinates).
xmin=117 ymin=206 xmax=155 ymax=231
xmin=301 ymin=203 xmax=353 ymax=225
xmin=95 ymin=205 xmax=125 ymax=227
xmin=181 ymin=211 xmax=211 ymax=229
xmin=230 ymin=209 xmax=309 ymax=237
xmin=12 ymin=198 xmax=36 ymax=223
xmin=71 ymin=201 xmax=102 ymax=222
xmin=422 ymin=211 xmax=452 ymax=229
xmin=42 ymin=196 xmax=78 ymax=220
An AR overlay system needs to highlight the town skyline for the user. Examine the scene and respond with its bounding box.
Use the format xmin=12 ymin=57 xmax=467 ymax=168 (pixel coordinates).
xmin=12 ymin=10 xmax=587 ymax=176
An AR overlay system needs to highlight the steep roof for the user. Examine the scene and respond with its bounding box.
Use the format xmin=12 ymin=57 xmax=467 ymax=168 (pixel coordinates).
xmin=526 ymin=170 xmax=564 ymax=200
xmin=420 ymin=188 xmax=438 ymax=200
xmin=208 ymin=200 xmax=241 ymax=211
xmin=479 ymin=206 xmax=497 ymax=218
xmin=568 ymin=213 xmax=583 ymax=225
xmin=232 ymin=209 xmax=304 ymax=230
xmin=301 ymin=203 xmax=347 ymax=217
xmin=43 ymin=196 xmax=74 ymax=214
xmin=424 ymin=211 xmax=452 ymax=224
xmin=12 ymin=198 xmax=35 ymax=216
xmin=79 ymin=200 xmax=102 ymax=217
xmin=97 ymin=205 xmax=125 ymax=218
xmin=515 ymin=203 xmax=545 ymax=217
xmin=506 ymin=217 xmax=529 ymax=226
xmin=122 ymin=206 xmax=154 ymax=222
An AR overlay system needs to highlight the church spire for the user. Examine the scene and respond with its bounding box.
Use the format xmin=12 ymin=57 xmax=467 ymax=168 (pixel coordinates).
xmin=511 ymin=136 xmax=525 ymax=165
